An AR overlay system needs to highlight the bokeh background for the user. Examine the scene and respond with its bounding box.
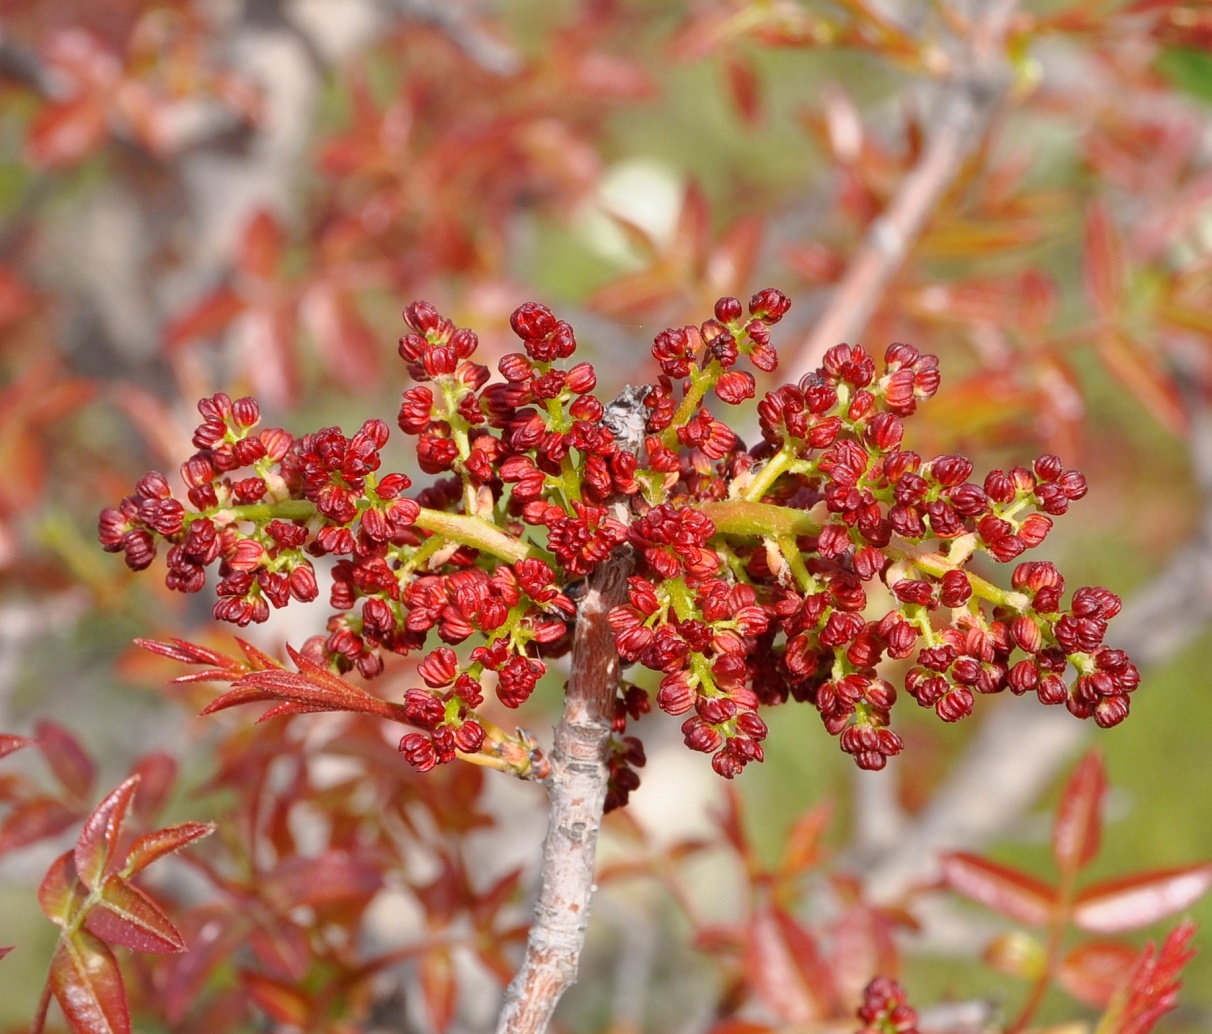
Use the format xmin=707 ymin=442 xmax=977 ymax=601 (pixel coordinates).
xmin=2 ymin=0 xmax=1212 ymax=1030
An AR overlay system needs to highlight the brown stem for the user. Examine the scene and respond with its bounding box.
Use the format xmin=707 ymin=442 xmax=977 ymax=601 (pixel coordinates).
xmin=789 ymin=0 xmax=1020 ymax=375
xmin=494 ymin=545 xmax=635 ymax=1034
xmin=31 ymin=972 xmax=52 ymax=1034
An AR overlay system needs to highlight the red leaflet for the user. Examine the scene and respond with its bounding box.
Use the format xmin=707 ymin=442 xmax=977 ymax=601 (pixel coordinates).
xmin=35 ymin=720 xmax=98 ymax=802
xmin=260 ymin=850 xmax=383 ymax=912
xmin=38 ymin=851 xmax=88 ymax=928
xmin=84 ymin=875 xmax=186 ymax=954
xmin=0 ymin=734 xmax=33 ymax=760
xmin=1083 ymin=200 xmax=1125 ymax=324
xmin=207 ymin=661 xmax=400 ymax=722
xmin=1058 ymin=940 xmax=1138 ymax=1008
xmin=742 ymin=905 xmax=840 ymax=1022
xmin=49 ymin=931 xmax=130 ymax=1034
xmin=74 ymin=776 xmax=140 ymax=891
xmin=0 ymin=797 xmax=79 ymax=856
xmin=1051 ymin=749 xmax=1106 ymax=876
xmin=1101 ymin=920 xmax=1198 ymax=1034
xmin=122 ymin=822 xmax=215 ymax=877
xmin=939 ymin=853 xmax=1058 ymax=928
xmin=420 ymin=948 xmax=458 ymax=1034
xmin=240 ymin=971 xmax=311 ymax=1027
xmin=1073 ymin=865 xmax=1212 ymax=934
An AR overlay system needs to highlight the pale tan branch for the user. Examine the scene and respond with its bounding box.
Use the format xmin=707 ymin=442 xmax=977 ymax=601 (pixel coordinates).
xmin=790 ymin=0 xmax=1020 ymax=375
xmin=494 ymin=545 xmax=634 ymax=1034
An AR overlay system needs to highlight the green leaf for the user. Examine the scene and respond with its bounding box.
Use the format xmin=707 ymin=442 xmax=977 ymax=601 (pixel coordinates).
xmin=1155 ymin=48 xmax=1212 ymax=106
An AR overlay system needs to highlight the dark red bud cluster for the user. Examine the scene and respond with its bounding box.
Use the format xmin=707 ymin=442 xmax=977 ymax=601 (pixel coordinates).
xmin=856 ymin=976 xmax=920 ymax=1034
xmin=101 ymin=290 xmax=1139 ymax=792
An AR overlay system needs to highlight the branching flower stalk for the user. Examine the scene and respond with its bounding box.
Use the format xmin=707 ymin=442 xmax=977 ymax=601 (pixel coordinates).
xmin=99 ymin=289 xmax=1140 ymax=1028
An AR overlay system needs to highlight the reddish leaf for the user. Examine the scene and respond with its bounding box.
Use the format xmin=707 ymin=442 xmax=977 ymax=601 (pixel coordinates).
xmin=39 ymin=851 xmax=88 ymax=927
xmin=75 ymin=776 xmax=140 ymax=891
xmin=239 ymin=210 xmax=283 ymax=281
xmin=707 ymin=1024 xmax=775 ymax=1034
xmin=49 ymin=930 xmax=130 ymax=1034
xmin=420 ymin=949 xmax=457 ymax=1034
xmin=1074 ymin=865 xmax=1212 ymax=934
xmin=249 ymin=919 xmax=311 ymax=981
xmin=1102 ymin=920 xmax=1197 ymax=1034
xmin=163 ymin=287 xmax=246 ymax=350
xmin=0 ymin=734 xmax=33 ymax=760
xmin=210 ymin=652 xmax=398 ymax=721
xmin=36 ymin=720 xmax=98 ymax=801
xmin=1052 ymin=750 xmax=1106 ymax=876
xmin=25 ymin=95 xmax=109 ymax=168
xmin=122 ymin=822 xmax=215 ymax=877
xmin=85 ymin=875 xmax=186 ymax=953
xmin=135 ymin=637 xmax=236 ymax=669
xmin=725 ymin=55 xmax=763 ymax=127
xmin=127 ymin=753 xmax=177 ymax=823
xmin=0 ymin=945 xmax=12 ymax=961
xmin=1058 ymin=940 xmax=1139 ymax=1008
xmin=241 ymin=971 xmax=311 ymax=1026
xmin=161 ymin=905 xmax=248 ymax=1024
xmin=0 ymin=795 xmax=79 ymax=855
xmin=1083 ymin=200 xmax=1124 ymax=322
xmin=1096 ymin=332 xmax=1187 ymax=436
xmin=742 ymin=905 xmax=839 ymax=1022
xmin=261 ymin=850 xmax=383 ymax=912
xmin=940 ymin=853 xmax=1058 ymax=927
xmin=778 ymin=800 xmax=833 ymax=879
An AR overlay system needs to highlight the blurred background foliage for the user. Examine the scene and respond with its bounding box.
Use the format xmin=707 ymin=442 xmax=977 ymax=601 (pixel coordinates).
xmin=2 ymin=0 xmax=1212 ymax=1030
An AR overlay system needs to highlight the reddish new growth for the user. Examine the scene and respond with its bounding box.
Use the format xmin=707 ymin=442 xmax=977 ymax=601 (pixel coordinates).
xmin=100 ymin=289 xmax=1139 ymax=802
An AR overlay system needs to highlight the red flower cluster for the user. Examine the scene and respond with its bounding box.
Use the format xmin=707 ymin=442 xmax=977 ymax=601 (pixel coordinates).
xmin=856 ymin=976 xmax=919 ymax=1034
xmin=100 ymin=288 xmax=1139 ymax=793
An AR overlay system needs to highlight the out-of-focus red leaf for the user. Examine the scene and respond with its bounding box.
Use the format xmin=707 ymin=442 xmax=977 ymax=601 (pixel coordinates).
xmin=0 ymin=265 xmax=34 ymax=327
xmin=300 ymin=283 xmax=382 ymax=392
xmin=706 ymin=1023 xmax=775 ymax=1034
xmin=127 ymin=753 xmax=177 ymax=823
xmin=939 ymin=853 xmax=1057 ymax=927
xmin=162 ymin=905 xmax=248 ymax=1024
xmin=672 ymin=180 xmax=711 ymax=273
xmin=39 ymin=851 xmax=87 ymax=927
xmin=725 ymin=55 xmax=763 ymax=127
xmin=262 ymin=849 xmax=383 ymax=912
xmin=1052 ymin=750 xmax=1106 ymax=876
xmin=778 ymin=800 xmax=832 ymax=879
xmin=242 ymin=302 xmax=301 ymax=409
xmin=0 ymin=734 xmax=34 ymax=760
xmin=0 ymin=945 xmax=12 ymax=961
xmin=708 ymin=215 xmax=764 ymax=299
xmin=85 ymin=875 xmax=185 ymax=953
xmin=163 ymin=286 xmax=246 ymax=350
xmin=420 ymin=949 xmax=457 ymax=1033
xmin=75 ymin=776 xmax=140 ymax=890
xmin=122 ymin=821 xmax=214 ymax=877
xmin=1084 ymin=200 xmax=1124 ymax=322
xmin=1101 ymin=920 xmax=1197 ymax=1034
xmin=1074 ymin=865 xmax=1212 ymax=933
xmin=25 ymin=95 xmax=109 ymax=168
xmin=1096 ymin=332 xmax=1186 ymax=436
xmin=1058 ymin=940 xmax=1138 ymax=1008
xmin=0 ymin=796 xmax=80 ymax=855
xmin=241 ymin=971 xmax=311 ymax=1027
xmin=49 ymin=930 xmax=130 ymax=1034
xmin=742 ymin=905 xmax=839 ymax=1022
xmin=36 ymin=720 xmax=97 ymax=801
xmin=239 ymin=210 xmax=284 ymax=281
xmin=249 ymin=919 xmax=312 ymax=982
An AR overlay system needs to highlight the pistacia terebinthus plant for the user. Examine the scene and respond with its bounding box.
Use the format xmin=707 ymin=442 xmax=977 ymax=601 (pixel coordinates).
xmin=100 ymin=290 xmax=1137 ymax=807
